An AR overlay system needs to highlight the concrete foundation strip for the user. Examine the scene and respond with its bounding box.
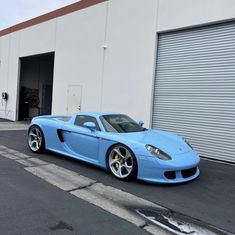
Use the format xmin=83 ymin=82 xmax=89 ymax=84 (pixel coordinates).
xmin=0 ymin=123 xmax=29 ymax=131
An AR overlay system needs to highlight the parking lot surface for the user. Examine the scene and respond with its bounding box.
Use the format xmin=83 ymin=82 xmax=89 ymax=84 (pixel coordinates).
xmin=0 ymin=148 xmax=152 ymax=235
xmin=0 ymin=129 xmax=234 ymax=234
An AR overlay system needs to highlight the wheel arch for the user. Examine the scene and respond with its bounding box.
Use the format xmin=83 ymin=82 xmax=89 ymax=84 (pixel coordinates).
xmin=28 ymin=122 xmax=44 ymax=134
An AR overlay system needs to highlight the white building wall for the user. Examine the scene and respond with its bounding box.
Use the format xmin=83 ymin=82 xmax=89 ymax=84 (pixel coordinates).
xmin=6 ymin=32 xmax=20 ymax=120
xmin=53 ymin=2 xmax=108 ymax=115
xmin=0 ymin=33 xmax=21 ymax=120
xmin=157 ymin=0 xmax=235 ymax=32
xmin=101 ymin=0 xmax=158 ymax=126
xmin=19 ymin=20 xmax=56 ymax=57
xmin=1 ymin=0 xmax=235 ymax=124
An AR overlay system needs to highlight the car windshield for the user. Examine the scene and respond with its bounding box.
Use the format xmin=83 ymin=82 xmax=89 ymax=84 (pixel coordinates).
xmin=100 ymin=114 xmax=146 ymax=133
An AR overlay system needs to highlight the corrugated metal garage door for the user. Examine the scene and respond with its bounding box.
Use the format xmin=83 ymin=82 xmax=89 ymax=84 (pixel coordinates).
xmin=152 ymin=21 xmax=235 ymax=162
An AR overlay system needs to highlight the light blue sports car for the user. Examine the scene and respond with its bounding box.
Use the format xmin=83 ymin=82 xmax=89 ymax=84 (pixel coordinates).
xmin=27 ymin=112 xmax=200 ymax=183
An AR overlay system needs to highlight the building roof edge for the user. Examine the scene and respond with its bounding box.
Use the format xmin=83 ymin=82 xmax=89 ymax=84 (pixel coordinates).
xmin=0 ymin=0 xmax=107 ymax=37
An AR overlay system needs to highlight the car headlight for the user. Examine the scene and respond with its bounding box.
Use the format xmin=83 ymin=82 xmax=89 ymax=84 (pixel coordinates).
xmin=145 ymin=145 xmax=172 ymax=160
xmin=183 ymin=138 xmax=194 ymax=150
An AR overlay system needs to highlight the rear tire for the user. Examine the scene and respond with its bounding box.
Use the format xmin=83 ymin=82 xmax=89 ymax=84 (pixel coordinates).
xmin=28 ymin=125 xmax=45 ymax=153
xmin=107 ymin=144 xmax=137 ymax=181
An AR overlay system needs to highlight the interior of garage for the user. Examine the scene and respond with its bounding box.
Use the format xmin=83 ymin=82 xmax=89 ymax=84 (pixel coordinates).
xmin=18 ymin=53 xmax=54 ymax=121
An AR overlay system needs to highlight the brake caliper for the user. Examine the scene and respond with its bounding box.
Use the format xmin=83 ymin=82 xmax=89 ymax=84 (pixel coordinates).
xmin=114 ymin=154 xmax=119 ymax=169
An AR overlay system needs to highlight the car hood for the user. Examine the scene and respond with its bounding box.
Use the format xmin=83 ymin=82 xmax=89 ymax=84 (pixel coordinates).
xmin=117 ymin=129 xmax=190 ymax=155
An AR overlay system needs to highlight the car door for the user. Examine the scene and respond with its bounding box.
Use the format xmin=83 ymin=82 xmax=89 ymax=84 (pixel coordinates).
xmin=62 ymin=115 xmax=100 ymax=162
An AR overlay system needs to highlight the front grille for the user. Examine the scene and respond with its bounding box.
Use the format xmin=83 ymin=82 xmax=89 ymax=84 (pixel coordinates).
xmin=181 ymin=167 xmax=197 ymax=178
xmin=164 ymin=171 xmax=176 ymax=179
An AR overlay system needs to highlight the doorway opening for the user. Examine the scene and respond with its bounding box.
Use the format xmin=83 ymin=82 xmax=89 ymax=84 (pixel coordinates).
xmin=18 ymin=52 xmax=54 ymax=120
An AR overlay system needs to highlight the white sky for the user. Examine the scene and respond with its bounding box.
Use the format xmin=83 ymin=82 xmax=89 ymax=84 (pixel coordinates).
xmin=0 ymin=0 xmax=80 ymax=30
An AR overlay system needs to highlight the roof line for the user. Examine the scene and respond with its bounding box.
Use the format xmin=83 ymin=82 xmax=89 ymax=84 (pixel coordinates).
xmin=0 ymin=0 xmax=108 ymax=37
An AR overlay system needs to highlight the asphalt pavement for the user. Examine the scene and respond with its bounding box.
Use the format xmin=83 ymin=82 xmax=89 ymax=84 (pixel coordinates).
xmin=0 ymin=129 xmax=234 ymax=234
xmin=0 ymin=149 xmax=150 ymax=235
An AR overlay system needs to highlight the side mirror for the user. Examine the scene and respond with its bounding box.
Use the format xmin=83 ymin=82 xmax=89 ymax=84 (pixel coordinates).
xmin=83 ymin=122 xmax=96 ymax=131
xmin=139 ymin=120 xmax=144 ymax=127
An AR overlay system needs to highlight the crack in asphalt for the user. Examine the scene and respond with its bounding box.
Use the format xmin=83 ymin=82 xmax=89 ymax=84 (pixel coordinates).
xmin=66 ymin=180 xmax=98 ymax=192
xmin=49 ymin=220 xmax=74 ymax=231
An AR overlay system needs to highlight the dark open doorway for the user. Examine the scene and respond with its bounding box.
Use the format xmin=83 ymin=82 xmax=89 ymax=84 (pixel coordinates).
xmin=18 ymin=53 xmax=54 ymax=121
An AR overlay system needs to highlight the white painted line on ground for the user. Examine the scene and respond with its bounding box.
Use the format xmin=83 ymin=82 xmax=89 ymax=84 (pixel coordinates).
xmin=0 ymin=147 xmax=34 ymax=162
xmin=0 ymin=145 xmax=8 ymax=149
xmin=25 ymin=164 xmax=96 ymax=191
xmin=5 ymin=149 xmax=19 ymax=154
xmin=1 ymin=152 xmax=21 ymax=160
xmin=25 ymin=158 xmax=48 ymax=165
xmin=14 ymin=152 xmax=31 ymax=159
xmin=73 ymin=182 xmax=161 ymax=209
xmin=16 ymin=158 xmax=48 ymax=167
xmin=16 ymin=159 xmax=35 ymax=167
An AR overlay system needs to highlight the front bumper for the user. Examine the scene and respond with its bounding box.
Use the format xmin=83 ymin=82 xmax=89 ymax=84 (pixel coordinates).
xmin=136 ymin=150 xmax=200 ymax=183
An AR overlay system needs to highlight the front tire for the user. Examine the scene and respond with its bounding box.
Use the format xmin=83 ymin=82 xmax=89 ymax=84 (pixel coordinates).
xmin=108 ymin=144 xmax=137 ymax=180
xmin=28 ymin=125 xmax=45 ymax=153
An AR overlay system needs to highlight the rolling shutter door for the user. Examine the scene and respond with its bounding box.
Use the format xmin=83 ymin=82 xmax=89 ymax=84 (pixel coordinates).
xmin=152 ymin=22 xmax=235 ymax=162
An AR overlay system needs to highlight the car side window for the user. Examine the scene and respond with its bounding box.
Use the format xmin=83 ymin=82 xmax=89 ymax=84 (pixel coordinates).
xmin=74 ymin=115 xmax=100 ymax=131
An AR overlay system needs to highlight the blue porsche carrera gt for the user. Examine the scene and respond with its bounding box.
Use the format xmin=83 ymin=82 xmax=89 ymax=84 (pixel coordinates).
xmin=27 ymin=112 xmax=200 ymax=183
